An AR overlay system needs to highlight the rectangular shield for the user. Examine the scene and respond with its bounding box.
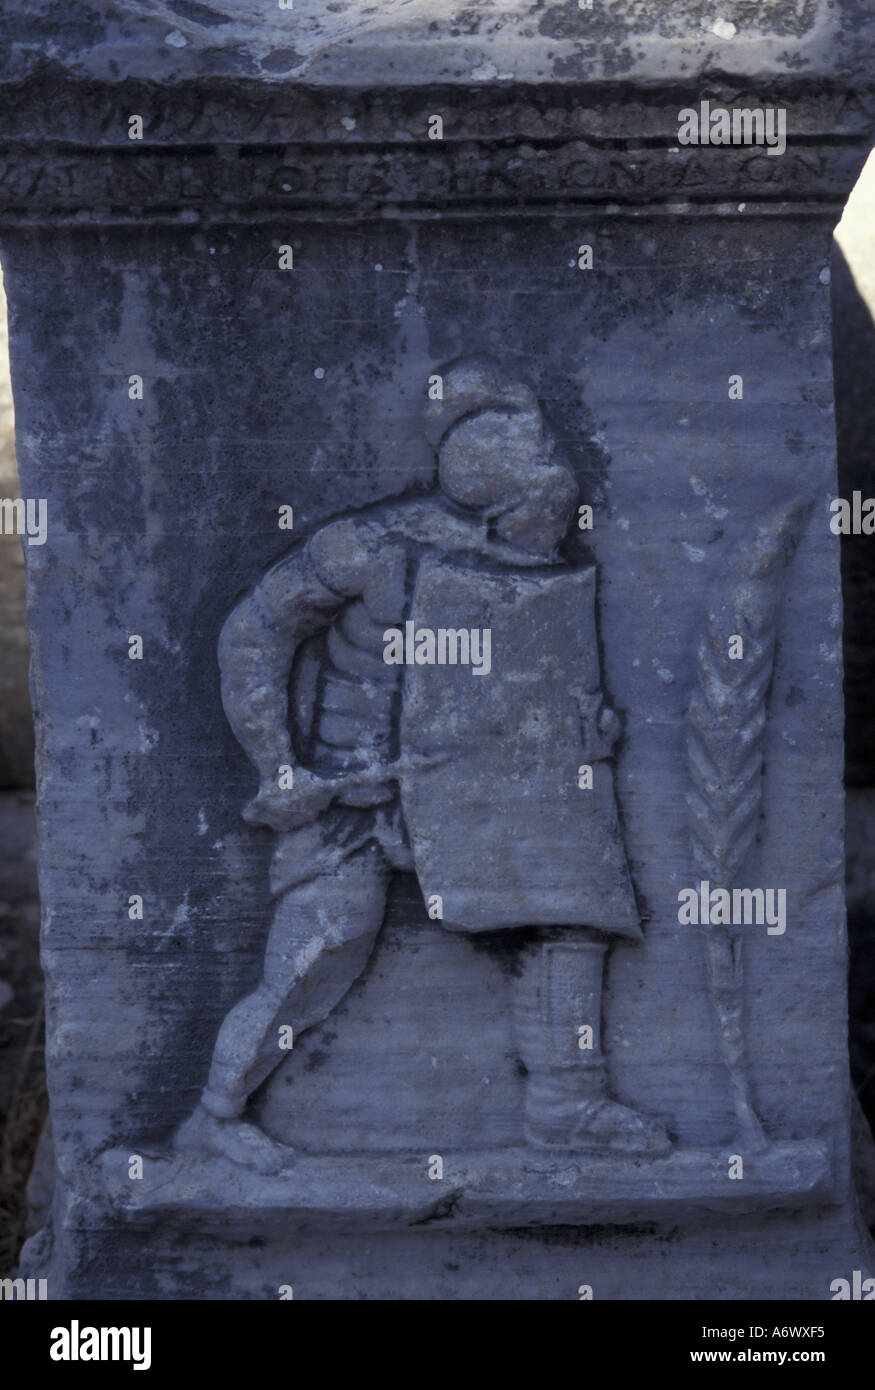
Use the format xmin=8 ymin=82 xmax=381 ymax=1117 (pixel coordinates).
xmin=400 ymin=557 xmax=641 ymax=935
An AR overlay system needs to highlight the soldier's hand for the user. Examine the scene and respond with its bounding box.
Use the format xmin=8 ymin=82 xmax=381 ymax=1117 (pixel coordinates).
xmin=243 ymin=771 xmax=340 ymax=832
xmin=596 ymin=705 xmax=622 ymax=751
xmin=579 ymin=699 xmax=622 ymax=759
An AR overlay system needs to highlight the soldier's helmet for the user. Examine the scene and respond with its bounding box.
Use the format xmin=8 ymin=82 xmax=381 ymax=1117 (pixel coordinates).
xmin=425 ymin=356 xmax=579 ymax=555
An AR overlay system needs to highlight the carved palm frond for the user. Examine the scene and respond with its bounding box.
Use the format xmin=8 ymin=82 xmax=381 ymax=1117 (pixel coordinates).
xmin=685 ymin=497 xmax=810 ymax=1146
xmin=688 ymin=499 xmax=809 ymax=885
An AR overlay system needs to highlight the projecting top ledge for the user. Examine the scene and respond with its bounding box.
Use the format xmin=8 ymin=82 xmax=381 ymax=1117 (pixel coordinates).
xmin=1 ymin=0 xmax=873 ymax=91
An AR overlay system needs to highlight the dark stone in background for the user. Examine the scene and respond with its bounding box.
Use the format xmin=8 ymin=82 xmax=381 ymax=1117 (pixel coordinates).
xmin=834 ymin=242 xmax=875 ymax=789
xmin=832 ymin=232 xmax=875 ymax=1155
xmin=0 ymin=792 xmax=42 ymax=1276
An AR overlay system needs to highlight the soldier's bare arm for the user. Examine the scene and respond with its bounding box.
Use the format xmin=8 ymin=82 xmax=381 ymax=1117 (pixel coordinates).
xmin=219 ymin=516 xmax=392 ymax=830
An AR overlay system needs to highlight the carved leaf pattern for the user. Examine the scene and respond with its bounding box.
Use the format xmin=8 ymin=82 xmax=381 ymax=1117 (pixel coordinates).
xmin=685 ymin=497 xmax=809 ymax=1146
xmin=687 ymin=498 xmax=810 ymax=896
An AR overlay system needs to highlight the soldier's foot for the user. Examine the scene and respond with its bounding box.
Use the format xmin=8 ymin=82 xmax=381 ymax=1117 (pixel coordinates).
xmin=175 ymin=1102 xmax=295 ymax=1174
xmin=526 ymin=1095 xmax=671 ymax=1157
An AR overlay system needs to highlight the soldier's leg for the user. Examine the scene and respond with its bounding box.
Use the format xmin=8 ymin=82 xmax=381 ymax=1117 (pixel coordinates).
xmin=178 ymin=843 xmax=389 ymax=1171
xmin=512 ymin=927 xmax=670 ymax=1155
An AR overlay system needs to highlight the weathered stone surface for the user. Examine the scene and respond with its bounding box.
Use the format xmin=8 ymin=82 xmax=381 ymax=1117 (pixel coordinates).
xmin=3 ymin=1 xmax=875 ymax=1300
xmin=3 ymin=0 xmax=873 ymax=89
xmin=0 ymin=276 xmax=33 ymax=788
xmin=0 ymin=790 xmax=43 ymax=1275
xmin=104 ymin=1139 xmax=834 ymax=1233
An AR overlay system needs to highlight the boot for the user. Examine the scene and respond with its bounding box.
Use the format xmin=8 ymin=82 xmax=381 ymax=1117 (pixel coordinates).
xmin=513 ymin=934 xmax=671 ymax=1157
xmin=175 ymin=1101 xmax=296 ymax=1175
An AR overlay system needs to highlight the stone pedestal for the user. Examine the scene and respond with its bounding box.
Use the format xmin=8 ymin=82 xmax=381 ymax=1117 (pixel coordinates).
xmin=2 ymin=2 xmax=875 ymax=1299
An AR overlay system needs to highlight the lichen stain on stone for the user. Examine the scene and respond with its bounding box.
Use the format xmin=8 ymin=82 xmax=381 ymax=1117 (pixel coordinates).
xmin=540 ymin=0 xmax=822 ymax=44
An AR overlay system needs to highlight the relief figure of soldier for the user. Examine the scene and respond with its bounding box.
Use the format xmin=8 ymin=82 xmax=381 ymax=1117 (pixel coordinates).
xmin=177 ymin=357 xmax=670 ymax=1170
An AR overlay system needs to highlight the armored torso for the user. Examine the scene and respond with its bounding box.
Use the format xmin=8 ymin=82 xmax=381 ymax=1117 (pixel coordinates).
xmin=313 ymin=598 xmax=403 ymax=796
